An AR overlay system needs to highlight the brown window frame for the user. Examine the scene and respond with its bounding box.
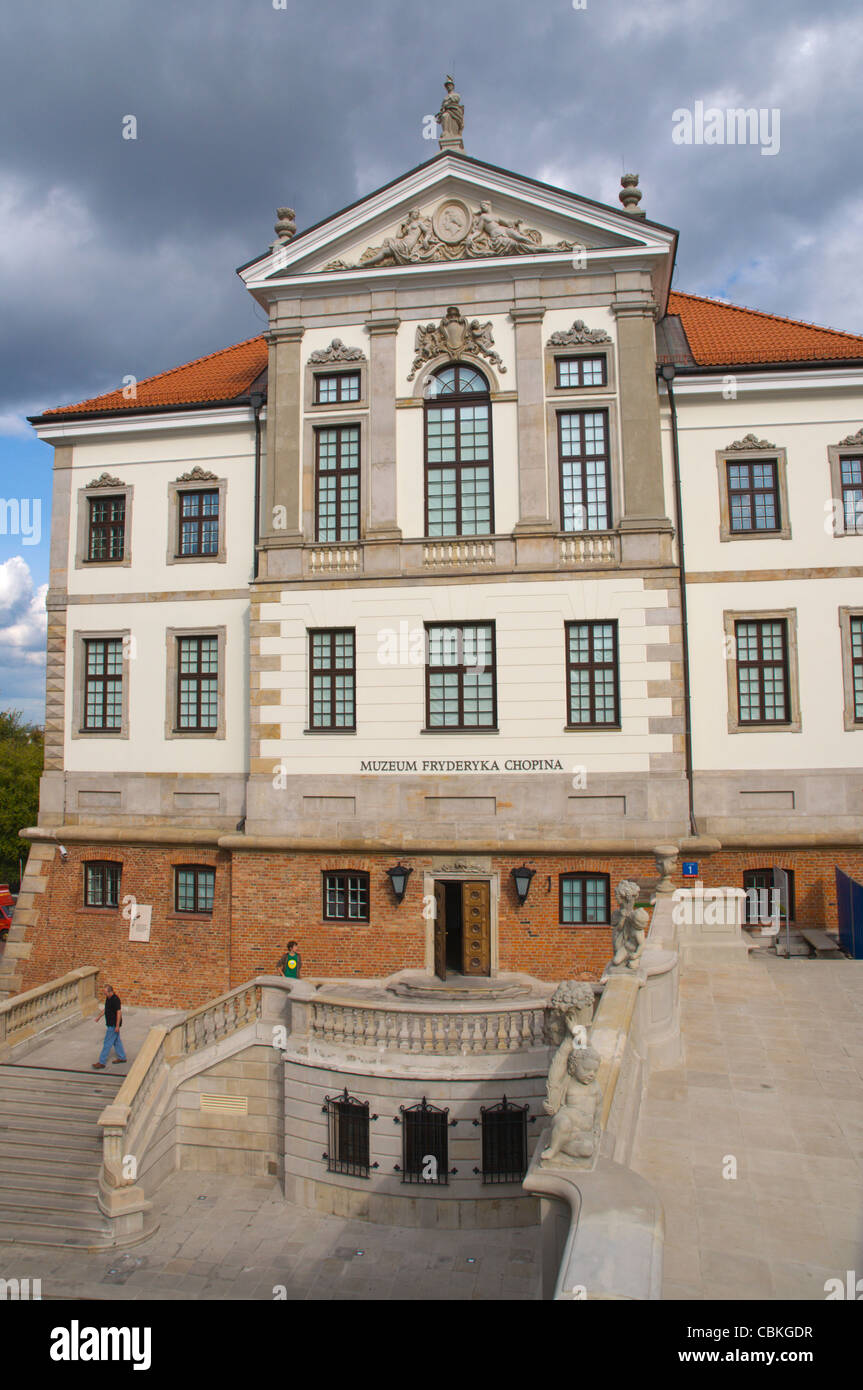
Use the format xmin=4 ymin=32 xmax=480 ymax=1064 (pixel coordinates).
xmin=322 ymin=870 xmax=370 ymax=922
xmin=423 ymin=364 xmax=494 ymax=538
xmin=726 ymin=458 xmax=781 ymax=534
xmin=314 ymin=424 xmax=360 ymax=542
xmin=743 ymin=868 xmax=795 ymax=924
xmin=840 ymin=455 xmax=863 ymax=534
xmin=557 ymin=408 xmax=612 ymax=532
xmin=87 ymin=494 xmax=126 ymax=562
xmin=175 ymin=635 xmax=219 ymax=733
xmin=735 ymin=618 xmax=791 ymax=725
xmin=851 ymin=615 xmax=863 ymax=722
xmin=309 ymin=628 xmax=356 ymax=731
xmin=174 ymin=865 xmax=216 ymax=915
xmin=559 ymin=872 xmax=611 ymax=925
xmin=314 ymin=370 xmax=361 ymax=405
xmin=83 ymin=637 xmax=124 ymax=732
xmin=424 ymin=622 xmax=498 ymax=732
xmin=555 ymin=355 xmax=607 ymax=389
xmin=83 ymin=860 xmax=122 ymax=909
xmin=565 ymin=621 xmax=620 ymax=728
xmin=177 ymin=488 xmax=220 ymax=558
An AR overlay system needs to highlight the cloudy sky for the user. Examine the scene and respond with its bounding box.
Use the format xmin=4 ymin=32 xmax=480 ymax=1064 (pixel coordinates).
xmin=1 ymin=0 xmax=861 ymax=719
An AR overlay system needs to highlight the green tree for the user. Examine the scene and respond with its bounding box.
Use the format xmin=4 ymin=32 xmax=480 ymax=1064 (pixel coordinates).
xmin=0 ymin=707 xmax=44 ymax=889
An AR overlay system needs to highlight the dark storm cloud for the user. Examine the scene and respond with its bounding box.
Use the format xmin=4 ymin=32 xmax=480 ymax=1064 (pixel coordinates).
xmin=1 ymin=0 xmax=861 ymax=425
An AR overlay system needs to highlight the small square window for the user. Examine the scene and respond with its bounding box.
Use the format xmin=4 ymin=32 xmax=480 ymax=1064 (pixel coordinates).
xmin=175 ymin=866 xmax=215 ymax=914
xmin=556 ymin=356 xmax=607 ymax=389
xmin=84 ymin=861 xmax=121 ymax=908
xmin=323 ymin=871 xmax=369 ymax=922
xmin=315 ymin=372 xmax=361 ymax=405
xmin=559 ymin=873 xmax=610 ymax=924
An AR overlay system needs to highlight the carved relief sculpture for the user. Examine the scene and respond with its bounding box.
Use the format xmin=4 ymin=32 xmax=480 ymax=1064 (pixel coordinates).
xmin=725 ymin=433 xmax=777 ymax=451
xmin=175 ymin=466 xmax=218 ymax=483
xmin=308 ymin=339 xmax=367 ymax=364
xmin=610 ymin=879 xmax=649 ymax=969
xmin=86 ymin=473 xmax=123 ymax=489
xmin=545 ymin=980 xmax=595 ymax=1048
xmin=838 ymin=427 xmax=863 ymax=446
xmin=408 ymin=306 xmax=505 ymax=381
xmin=541 ymin=1044 xmax=603 ymax=1166
xmin=547 ymin=319 xmax=612 ymax=347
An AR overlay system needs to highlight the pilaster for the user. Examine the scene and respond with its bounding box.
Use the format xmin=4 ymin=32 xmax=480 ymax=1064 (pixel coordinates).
xmin=261 ymin=310 xmax=304 ymax=576
xmin=364 ymin=315 xmax=403 ymax=569
xmin=610 ymin=296 xmax=673 ymax=564
xmin=510 ymin=304 xmax=553 ymax=534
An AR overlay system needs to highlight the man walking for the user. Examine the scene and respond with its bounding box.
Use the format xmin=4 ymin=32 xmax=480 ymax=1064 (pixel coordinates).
xmin=92 ymin=983 xmax=127 ymax=1068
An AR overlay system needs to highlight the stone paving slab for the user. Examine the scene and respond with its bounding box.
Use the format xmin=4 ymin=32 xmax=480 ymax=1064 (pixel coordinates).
xmin=631 ymin=954 xmax=863 ymax=1300
xmin=0 ymin=1172 xmax=540 ymax=1301
xmin=8 ymin=1006 xmax=181 ymax=1075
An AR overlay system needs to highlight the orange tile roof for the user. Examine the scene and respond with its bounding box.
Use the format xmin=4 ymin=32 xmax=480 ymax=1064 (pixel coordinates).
xmin=38 ymin=334 xmax=267 ymax=417
xmin=669 ymin=291 xmax=863 ymax=367
xmin=34 ymin=292 xmax=863 ymax=420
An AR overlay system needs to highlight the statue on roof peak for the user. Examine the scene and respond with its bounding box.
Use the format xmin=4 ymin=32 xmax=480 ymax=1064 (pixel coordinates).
xmin=437 ymin=76 xmax=464 ymax=151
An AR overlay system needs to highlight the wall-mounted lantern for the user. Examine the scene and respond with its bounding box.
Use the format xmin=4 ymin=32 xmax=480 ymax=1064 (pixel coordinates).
xmin=511 ymin=864 xmax=535 ymax=906
xmin=386 ymin=863 xmax=413 ymax=904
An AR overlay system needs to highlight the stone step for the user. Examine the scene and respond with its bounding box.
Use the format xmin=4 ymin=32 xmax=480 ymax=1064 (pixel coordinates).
xmin=0 ymin=1164 xmax=99 ymax=1196
xmin=0 ymin=1113 xmax=105 ymax=1142
xmin=0 ymin=1065 xmax=124 ymax=1089
xmin=0 ymin=1221 xmax=115 ymax=1250
xmin=0 ymin=1132 xmax=102 ymax=1160
xmin=0 ymin=1094 xmax=115 ymax=1121
xmin=0 ymin=1184 xmax=102 ymax=1214
xmin=0 ymin=1201 xmax=110 ymax=1233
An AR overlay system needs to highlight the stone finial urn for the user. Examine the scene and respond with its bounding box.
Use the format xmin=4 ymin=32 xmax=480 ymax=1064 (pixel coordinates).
xmin=652 ymin=844 xmax=679 ymax=895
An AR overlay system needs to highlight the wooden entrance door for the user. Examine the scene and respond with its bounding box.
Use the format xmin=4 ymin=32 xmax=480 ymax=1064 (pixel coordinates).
xmin=433 ymin=880 xmax=447 ymax=980
xmin=462 ymin=881 xmax=491 ymax=976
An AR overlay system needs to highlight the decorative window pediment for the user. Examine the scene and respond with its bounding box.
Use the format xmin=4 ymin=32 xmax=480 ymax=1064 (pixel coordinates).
xmin=547 ymin=320 xmax=612 ymax=347
xmin=408 ymin=306 xmax=505 ymax=382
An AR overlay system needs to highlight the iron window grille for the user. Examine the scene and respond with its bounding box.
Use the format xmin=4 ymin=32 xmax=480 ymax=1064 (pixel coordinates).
xmin=83 ymin=638 xmax=123 ymax=731
xmin=323 ymin=871 xmax=370 ymax=922
xmin=315 ymin=371 xmax=361 ymax=405
xmin=397 ymin=1097 xmax=452 ymax=1185
xmin=176 ymin=635 xmax=219 ymax=731
xmin=425 ymin=622 xmax=497 ymax=730
xmin=322 ymin=1089 xmax=377 ymax=1177
xmin=559 ymin=873 xmax=611 ymax=925
xmin=178 ymin=490 xmax=219 ymax=557
xmin=315 ymin=424 xmax=360 ymax=542
xmin=851 ymin=616 xmax=863 ymax=721
xmin=424 ymin=364 xmax=494 ymax=537
xmin=565 ymin=620 xmax=619 ymax=727
xmin=841 ymin=457 xmax=863 ymax=533
xmin=84 ymin=861 xmax=121 ymax=909
xmin=87 ymin=495 xmax=126 ymax=561
xmin=476 ymin=1096 xmax=529 ymax=1184
xmin=743 ymin=868 xmax=795 ymax=924
xmin=555 ymin=356 xmax=607 ymax=389
xmin=309 ymin=629 xmax=356 ymax=730
xmin=174 ymin=866 xmax=215 ymax=914
xmin=726 ymin=459 xmax=781 ymax=533
xmin=735 ymin=619 xmax=790 ymax=724
xmin=558 ymin=409 xmax=611 ymax=531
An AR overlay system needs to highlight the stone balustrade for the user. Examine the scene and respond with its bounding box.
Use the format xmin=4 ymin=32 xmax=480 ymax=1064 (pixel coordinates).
xmin=308 ymin=997 xmax=547 ymax=1055
xmin=0 ymin=965 xmax=99 ymax=1060
xmin=306 ymin=545 xmax=361 ymax=575
xmin=422 ymin=539 xmax=497 ymax=569
xmin=559 ymin=533 xmax=619 ymax=566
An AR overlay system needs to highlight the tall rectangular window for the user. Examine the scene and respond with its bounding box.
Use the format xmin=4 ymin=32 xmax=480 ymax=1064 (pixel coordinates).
xmin=560 ymin=873 xmax=610 ymax=924
xmin=87 ymin=495 xmax=126 ymax=561
xmin=566 ymin=621 xmax=619 ymax=727
xmin=851 ymin=616 xmax=863 ymax=721
xmin=174 ymin=866 xmax=215 ymax=914
xmin=324 ymin=1090 xmax=371 ymax=1177
xmin=556 ymin=356 xmax=607 ymax=389
xmin=177 ymin=636 xmax=219 ymax=731
xmin=743 ymin=868 xmax=795 ymax=924
xmin=84 ymin=638 xmax=123 ymax=730
xmin=735 ymin=619 xmax=790 ymax=724
xmin=841 ymin=457 xmax=863 ymax=534
xmin=727 ymin=460 xmax=780 ymax=532
xmin=425 ymin=366 xmax=493 ymax=537
xmin=309 ymin=629 xmax=355 ymax=730
xmin=323 ymin=871 xmax=370 ymax=922
xmin=480 ymin=1099 xmax=529 ymax=1184
xmin=315 ymin=371 xmax=360 ymax=404
xmin=425 ymin=623 xmax=496 ymax=730
xmin=400 ymin=1099 xmax=449 ymax=1185
xmin=84 ymin=862 xmax=121 ymax=908
xmin=558 ymin=410 xmax=611 ymax=531
xmin=315 ymin=425 xmax=360 ymax=542
xmin=178 ymin=490 xmax=219 ymax=557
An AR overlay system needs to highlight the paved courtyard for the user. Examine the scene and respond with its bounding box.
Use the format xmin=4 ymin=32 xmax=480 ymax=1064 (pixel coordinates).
xmin=631 ymin=951 xmax=863 ymax=1300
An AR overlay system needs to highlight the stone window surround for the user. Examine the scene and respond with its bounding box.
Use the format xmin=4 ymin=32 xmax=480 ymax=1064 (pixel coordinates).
xmin=838 ymin=607 xmax=863 ymax=730
xmin=716 ymin=446 xmax=791 ymax=543
xmin=71 ymin=628 xmax=131 ymax=741
xmin=546 ymin=400 xmax=623 ymax=534
xmin=164 ymin=625 xmax=227 ymax=740
xmin=722 ymin=608 xmax=802 ymax=734
xmin=166 ymin=476 xmax=228 ymax=566
xmin=828 ymin=442 xmax=863 ymax=537
xmin=302 ymin=414 xmax=368 ymax=543
xmin=421 ymin=869 xmax=500 ymax=975
xmin=304 ymin=356 xmax=369 ymax=413
xmin=544 ymin=343 xmax=616 ymax=397
xmin=74 ymin=480 xmax=134 ymax=570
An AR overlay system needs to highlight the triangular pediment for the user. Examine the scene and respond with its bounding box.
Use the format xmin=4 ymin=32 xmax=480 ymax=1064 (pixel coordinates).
xmin=240 ymin=152 xmax=677 ymax=304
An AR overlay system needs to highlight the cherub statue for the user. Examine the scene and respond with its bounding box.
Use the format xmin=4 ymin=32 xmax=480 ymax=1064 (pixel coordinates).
xmin=541 ymin=1044 xmax=603 ymax=1166
xmin=467 ymin=319 xmax=506 ymax=373
xmin=610 ymin=879 xmax=649 ymax=969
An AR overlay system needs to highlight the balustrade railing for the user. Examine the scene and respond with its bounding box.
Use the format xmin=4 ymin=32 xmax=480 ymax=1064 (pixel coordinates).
xmin=559 ymin=533 xmax=618 ymax=566
xmin=309 ymin=999 xmax=547 ymax=1054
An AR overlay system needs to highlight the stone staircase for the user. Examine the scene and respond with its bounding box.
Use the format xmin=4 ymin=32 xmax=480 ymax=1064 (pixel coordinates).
xmin=0 ymin=1064 xmax=123 ymax=1248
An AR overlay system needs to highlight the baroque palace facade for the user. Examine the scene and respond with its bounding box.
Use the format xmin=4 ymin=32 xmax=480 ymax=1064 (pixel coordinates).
xmin=5 ymin=104 xmax=863 ymax=1008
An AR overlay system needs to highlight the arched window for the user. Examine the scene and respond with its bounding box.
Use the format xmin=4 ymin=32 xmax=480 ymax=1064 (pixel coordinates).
xmin=424 ymin=364 xmax=494 ymax=536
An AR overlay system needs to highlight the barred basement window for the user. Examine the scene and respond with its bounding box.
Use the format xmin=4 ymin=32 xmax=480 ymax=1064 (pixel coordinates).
xmin=175 ymin=866 xmax=215 ymax=914
xmin=84 ymin=861 xmax=121 ymax=909
xmin=399 ymin=1098 xmax=449 ymax=1185
xmin=323 ymin=871 xmax=369 ymax=922
xmin=323 ymin=1089 xmax=372 ymax=1177
xmin=560 ymin=873 xmax=610 ymax=924
xmin=479 ymin=1097 xmax=528 ymax=1184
